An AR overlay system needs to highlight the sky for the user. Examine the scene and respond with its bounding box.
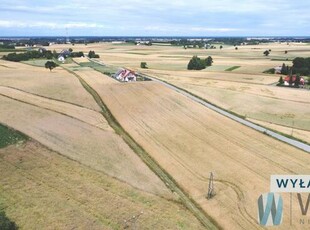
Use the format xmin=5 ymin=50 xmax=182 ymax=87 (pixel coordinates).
xmin=0 ymin=0 xmax=309 ymax=36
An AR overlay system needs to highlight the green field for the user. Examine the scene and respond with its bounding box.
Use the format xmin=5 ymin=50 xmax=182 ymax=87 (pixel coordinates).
xmin=225 ymin=66 xmax=241 ymax=71
xmin=22 ymin=59 xmax=49 ymax=67
xmin=78 ymin=61 xmax=119 ymax=75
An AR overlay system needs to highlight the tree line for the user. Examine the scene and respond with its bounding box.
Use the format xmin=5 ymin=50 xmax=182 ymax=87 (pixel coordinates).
xmin=2 ymin=49 xmax=84 ymax=62
xmin=3 ymin=50 xmax=53 ymax=62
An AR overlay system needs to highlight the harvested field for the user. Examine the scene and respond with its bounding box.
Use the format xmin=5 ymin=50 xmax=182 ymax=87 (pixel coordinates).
xmin=0 ymin=141 xmax=205 ymax=229
xmin=143 ymin=73 xmax=310 ymax=132
xmin=0 ymin=86 xmax=111 ymax=130
xmin=0 ymin=60 xmax=99 ymax=110
xmin=247 ymin=118 xmax=310 ymax=144
xmin=0 ymin=95 xmax=170 ymax=196
xmin=77 ymin=69 xmax=310 ymax=229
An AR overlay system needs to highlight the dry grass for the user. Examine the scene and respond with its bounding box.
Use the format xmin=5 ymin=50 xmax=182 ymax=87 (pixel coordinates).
xmin=0 ymin=86 xmax=111 ymax=130
xmin=143 ymin=73 xmax=310 ymax=132
xmin=247 ymin=118 xmax=310 ymax=143
xmin=77 ymin=70 xmax=310 ymax=229
xmin=0 ymin=141 xmax=205 ymax=229
xmin=0 ymin=95 xmax=170 ymax=197
xmin=0 ymin=60 xmax=99 ymax=111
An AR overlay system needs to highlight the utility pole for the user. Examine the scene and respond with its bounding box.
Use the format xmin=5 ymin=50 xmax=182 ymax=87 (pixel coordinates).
xmin=66 ymin=27 xmax=69 ymax=44
xmin=207 ymin=172 xmax=214 ymax=199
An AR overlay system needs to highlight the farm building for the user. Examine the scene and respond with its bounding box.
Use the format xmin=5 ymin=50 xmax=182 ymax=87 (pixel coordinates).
xmin=284 ymin=75 xmax=305 ymax=86
xmin=114 ymin=68 xmax=137 ymax=82
xmin=274 ymin=66 xmax=282 ymax=74
xmin=57 ymin=49 xmax=71 ymax=63
xmin=58 ymin=55 xmax=65 ymax=62
xmin=59 ymin=49 xmax=71 ymax=57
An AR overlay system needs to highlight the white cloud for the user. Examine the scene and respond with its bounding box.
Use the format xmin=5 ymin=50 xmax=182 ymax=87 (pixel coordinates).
xmin=0 ymin=20 xmax=109 ymax=29
xmin=0 ymin=0 xmax=309 ymax=35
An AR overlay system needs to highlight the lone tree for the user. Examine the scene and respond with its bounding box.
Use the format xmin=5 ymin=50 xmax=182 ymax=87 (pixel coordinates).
xmin=289 ymin=74 xmax=293 ymax=86
xmin=280 ymin=63 xmax=289 ymax=75
xmin=45 ymin=61 xmax=57 ymax=72
xmin=140 ymin=62 xmax=148 ymax=69
xmin=263 ymin=50 xmax=270 ymax=56
xmin=205 ymin=56 xmax=213 ymax=66
xmin=295 ymin=75 xmax=301 ymax=87
xmin=88 ymin=50 xmax=99 ymax=58
xmin=235 ymin=47 xmax=238 ymax=50
xmin=277 ymin=76 xmax=284 ymax=86
xmin=284 ymin=50 xmax=288 ymax=54
xmin=220 ymin=45 xmax=223 ymax=49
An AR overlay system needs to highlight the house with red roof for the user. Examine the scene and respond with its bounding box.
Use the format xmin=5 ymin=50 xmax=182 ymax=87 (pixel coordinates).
xmin=284 ymin=75 xmax=305 ymax=87
xmin=114 ymin=68 xmax=137 ymax=82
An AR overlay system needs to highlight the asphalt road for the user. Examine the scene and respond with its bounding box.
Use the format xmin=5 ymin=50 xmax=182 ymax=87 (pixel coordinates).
xmin=148 ymin=76 xmax=310 ymax=153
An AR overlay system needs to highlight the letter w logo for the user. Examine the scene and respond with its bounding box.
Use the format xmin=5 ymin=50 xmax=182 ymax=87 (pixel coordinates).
xmin=258 ymin=193 xmax=283 ymax=226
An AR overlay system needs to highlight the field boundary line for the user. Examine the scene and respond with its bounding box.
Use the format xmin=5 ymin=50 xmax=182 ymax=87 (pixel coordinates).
xmin=0 ymin=92 xmax=105 ymax=131
xmin=0 ymin=85 xmax=99 ymax=112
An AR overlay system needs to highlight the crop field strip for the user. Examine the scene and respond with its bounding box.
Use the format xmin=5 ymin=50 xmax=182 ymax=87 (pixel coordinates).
xmin=63 ymin=66 xmax=220 ymax=229
xmin=0 ymin=86 xmax=111 ymax=131
xmin=0 ymin=59 xmax=100 ymax=111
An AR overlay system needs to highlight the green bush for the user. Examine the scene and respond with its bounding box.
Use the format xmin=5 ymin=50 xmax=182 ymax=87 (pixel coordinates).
xmin=88 ymin=51 xmax=99 ymax=58
xmin=187 ymin=55 xmax=213 ymax=70
xmin=0 ymin=210 xmax=18 ymax=230
xmin=140 ymin=62 xmax=148 ymax=69
xmin=0 ymin=124 xmax=27 ymax=148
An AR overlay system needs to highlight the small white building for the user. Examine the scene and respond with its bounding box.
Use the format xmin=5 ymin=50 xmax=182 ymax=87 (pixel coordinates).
xmin=274 ymin=66 xmax=282 ymax=74
xmin=58 ymin=55 xmax=65 ymax=62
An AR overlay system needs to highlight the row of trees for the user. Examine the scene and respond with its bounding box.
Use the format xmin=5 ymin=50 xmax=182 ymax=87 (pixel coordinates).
xmin=2 ymin=50 xmax=53 ymax=62
xmin=0 ymin=44 xmax=15 ymax=50
xmin=187 ymin=56 xmax=213 ymax=70
xmin=2 ymin=49 xmax=85 ymax=62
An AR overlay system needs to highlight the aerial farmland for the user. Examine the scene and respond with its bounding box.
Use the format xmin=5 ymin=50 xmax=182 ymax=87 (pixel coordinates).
xmin=0 ymin=38 xmax=309 ymax=229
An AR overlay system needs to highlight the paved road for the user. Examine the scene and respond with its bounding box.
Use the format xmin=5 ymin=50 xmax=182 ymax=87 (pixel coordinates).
xmin=147 ymin=75 xmax=310 ymax=153
xmin=87 ymin=59 xmax=310 ymax=153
